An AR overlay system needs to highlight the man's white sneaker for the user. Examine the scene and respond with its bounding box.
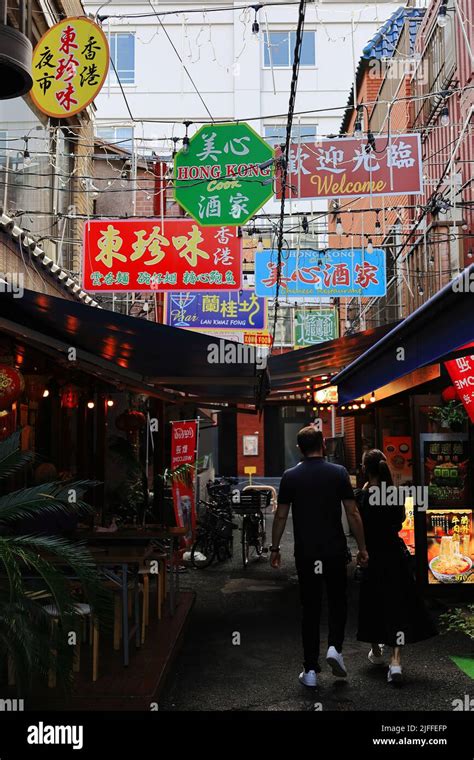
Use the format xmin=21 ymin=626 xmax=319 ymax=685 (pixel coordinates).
xmin=387 ymin=665 xmax=403 ymax=684
xmin=326 ymin=646 xmax=347 ymax=677
xmin=299 ymin=669 xmax=318 ymax=687
xmin=368 ymin=647 xmax=386 ymax=665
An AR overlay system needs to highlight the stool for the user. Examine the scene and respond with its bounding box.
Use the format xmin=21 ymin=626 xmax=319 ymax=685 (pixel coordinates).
xmin=43 ymin=603 xmax=99 ymax=685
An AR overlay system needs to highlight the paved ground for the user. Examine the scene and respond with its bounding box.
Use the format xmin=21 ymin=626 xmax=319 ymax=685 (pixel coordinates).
xmin=160 ymin=513 xmax=473 ymax=712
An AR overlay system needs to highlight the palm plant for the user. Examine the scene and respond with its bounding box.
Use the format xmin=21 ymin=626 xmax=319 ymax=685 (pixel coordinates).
xmin=0 ymin=432 xmax=110 ymax=694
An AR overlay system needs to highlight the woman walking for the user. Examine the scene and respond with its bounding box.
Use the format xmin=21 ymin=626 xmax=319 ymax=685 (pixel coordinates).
xmin=356 ymin=449 xmax=437 ymax=684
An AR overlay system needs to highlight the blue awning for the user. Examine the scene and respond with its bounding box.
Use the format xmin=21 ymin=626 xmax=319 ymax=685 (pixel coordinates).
xmin=333 ymin=265 xmax=474 ymax=403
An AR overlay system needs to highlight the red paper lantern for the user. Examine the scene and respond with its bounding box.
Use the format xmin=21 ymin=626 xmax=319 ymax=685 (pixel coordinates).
xmin=0 ymin=366 xmax=24 ymax=410
xmin=24 ymin=375 xmax=47 ymax=403
xmin=61 ymin=383 xmax=80 ymax=409
xmin=442 ymin=385 xmax=459 ymax=402
xmin=116 ymin=410 xmax=146 ymax=432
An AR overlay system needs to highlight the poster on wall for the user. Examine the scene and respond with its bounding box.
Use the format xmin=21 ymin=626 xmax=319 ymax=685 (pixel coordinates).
xmin=383 ymin=436 xmax=413 ymax=487
xmin=426 ymin=509 xmax=473 ymax=584
xmin=170 ymin=420 xmax=198 ymax=544
xmin=422 ymin=438 xmax=470 ymax=508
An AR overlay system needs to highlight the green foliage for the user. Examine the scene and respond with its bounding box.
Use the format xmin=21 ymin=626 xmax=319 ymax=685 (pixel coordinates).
xmin=439 ymin=604 xmax=474 ymax=642
xmin=429 ymin=401 xmax=468 ymax=428
xmin=0 ymin=433 xmax=111 ymax=693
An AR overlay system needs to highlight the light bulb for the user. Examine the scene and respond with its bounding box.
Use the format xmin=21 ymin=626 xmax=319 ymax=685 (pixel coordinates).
xmin=336 ymin=217 xmax=343 ymax=236
xmin=87 ymin=401 xmax=95 ymax=409
xmin=352 ymin=404 xmax=359 ymax=410
xmin=360 ymin=402 xmax=366 ymax=409
xmin=182 ymin=136 xmax=190 ymax=155
xmin=440 ymin=106 xmax=449 ymax=127
xmin=42 ymin=389 xmax=49 ymax=398
xmin=370 ymin=391 xmax=376 ymax=403
xmin=354 ymin=121 xmax=363 ymax=140
xmin=366 ymin=238 xmax=374 ymax=254
xmin=107 ymin=399 xmax=114 ymax=407
xmin=256 ymin=236 xmax=264 ymax=252
xmin=437 ymin=5 xmax=447 ymax=27
xmin=252 ymin=20 xmax=259 ymax=34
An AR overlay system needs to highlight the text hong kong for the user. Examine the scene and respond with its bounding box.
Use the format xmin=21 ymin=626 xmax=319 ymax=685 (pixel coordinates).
xmin=278 ymin=134 xmax=422 ymax=200
xmin=255 ymin=249 xmax=387 ymax=298
xmin=83 ymin=220 xmax=242 ymax=292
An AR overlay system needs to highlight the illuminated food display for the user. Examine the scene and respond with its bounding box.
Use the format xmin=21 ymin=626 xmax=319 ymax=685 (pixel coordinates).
xmin=426 ymin=510 xmax=473 ymax=584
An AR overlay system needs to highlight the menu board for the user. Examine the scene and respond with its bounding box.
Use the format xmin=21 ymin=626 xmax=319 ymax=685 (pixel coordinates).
xmin=426 ymin=509 xmax=473 ymax=584
xmin=423 ymin=440 xmax=470 ymax=507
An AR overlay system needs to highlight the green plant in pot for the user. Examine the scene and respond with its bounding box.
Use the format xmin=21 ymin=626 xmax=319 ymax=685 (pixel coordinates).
xmin=429 ymin=400 xmax=468 ymax=431
xmin=0 ymin=432 xmax=110 ymax=694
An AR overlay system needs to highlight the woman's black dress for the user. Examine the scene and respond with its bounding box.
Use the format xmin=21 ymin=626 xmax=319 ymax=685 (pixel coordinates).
xmin=356 ymin=488 xmax=437 ymax=646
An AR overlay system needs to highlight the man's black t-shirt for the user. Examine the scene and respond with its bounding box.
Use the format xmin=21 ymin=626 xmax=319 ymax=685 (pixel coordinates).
xmin=278 ymin=457 xmax=355 ymax=560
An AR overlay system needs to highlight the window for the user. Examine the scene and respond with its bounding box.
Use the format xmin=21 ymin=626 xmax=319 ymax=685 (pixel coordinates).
xmin=96 ymin=126 xmax=134 ymax=151
xmin=109 ymin=33 xmax=135 ymax=84
xmin=264 ymin=124 xmax=317 ymax=148
xmin=263 ymin=31 xmax=315 ymax=68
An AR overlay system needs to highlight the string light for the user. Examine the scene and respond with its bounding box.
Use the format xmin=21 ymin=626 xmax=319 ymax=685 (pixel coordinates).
xmin=440 ymin=104 xmax=450 ymax=127
xmin=437 ymin=0 xmax=448 ymax=28
xmin=251 ymin=4 xmax=261 ymax=34
xmin=182 ymin=121 xmax=192 ymax=155
xmin=366 ymin=237 xmax=374 ymax=254
xmin=336 ymin=217 xmax=344 ymax=235
xmin=370 ymin=391 xmax=376 ymax=403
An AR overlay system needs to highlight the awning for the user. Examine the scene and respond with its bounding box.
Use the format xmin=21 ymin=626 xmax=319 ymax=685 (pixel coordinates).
xmin=333 ymin=265 xmax=474 ymax=403
xmin=0 ymin=289 xmax=266 ymax=405
xmin=265 ymin=322 xmax=397 ymax=402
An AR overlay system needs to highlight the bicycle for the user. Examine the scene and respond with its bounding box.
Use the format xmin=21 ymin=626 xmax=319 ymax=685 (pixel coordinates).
xmin=191 ymin=500 xmax=235 ymax=568
xmin=233 ymin=490 xmax=271 ymax=569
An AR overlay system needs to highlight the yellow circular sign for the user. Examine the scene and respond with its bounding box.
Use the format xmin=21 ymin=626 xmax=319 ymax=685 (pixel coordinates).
xmin=30 ymin=17 xmax=109 ymax=118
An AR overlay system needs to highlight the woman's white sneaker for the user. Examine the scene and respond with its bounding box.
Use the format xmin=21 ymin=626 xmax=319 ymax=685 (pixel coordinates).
xmin=326 ymin=646 xmax=347 ymax=677
xmin=387 ymin=665 xmax=403 ymax=684
xmin=299 ymin=669 xmax=318 ymax=687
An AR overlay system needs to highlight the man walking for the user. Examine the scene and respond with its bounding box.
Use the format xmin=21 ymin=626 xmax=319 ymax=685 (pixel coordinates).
xmin=270 ymin=426 xmax=368 ymax=686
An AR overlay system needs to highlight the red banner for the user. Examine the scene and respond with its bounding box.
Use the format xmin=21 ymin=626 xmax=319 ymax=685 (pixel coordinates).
xmin=83 ymin=219 xmax=241 ymax=291
xmin=276 ymin=134 xmax=422 ymax=200
xmin=445 ymin=352 xmax=474 ymax=423
xmin=170 ymin=420 xmax=198 ymax=543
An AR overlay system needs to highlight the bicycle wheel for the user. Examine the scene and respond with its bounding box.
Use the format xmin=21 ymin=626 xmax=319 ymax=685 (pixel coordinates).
xmin=255 ymin=512 xmax=266 ymax=556
xmin=191 ymin=533 xmax=215 ymax=568
xmin=241 ymin=517 xmax=250 ymax=568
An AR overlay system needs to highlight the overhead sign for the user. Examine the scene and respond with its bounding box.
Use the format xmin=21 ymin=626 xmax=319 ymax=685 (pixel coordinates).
xmin=445 ymin=353 xmax=474 ymax=423
xmin=165 ymin=290 xmax=266 ymax=330
xmin=174 ymin=123 xmax=274 ymax=226
xmin=83 ymin=220 xmax=241 ymax=292
xmin=295 ymin=307 xmax=338 ymax=347
xmin=31 ymin=17 xmax=109 ymax=118
xmin=243 ymin=331 xmax=273 ymax=347
xmin=276 ymin=134 xmax=422 ymax=200
xmin=255 ymin=248 xmax=386 ymax=298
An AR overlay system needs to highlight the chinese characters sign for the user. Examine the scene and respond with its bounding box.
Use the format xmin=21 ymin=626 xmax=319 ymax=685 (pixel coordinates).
xmin=165 ymin=290 xmax=266 ymax=330
xmin=255 ymin=249 xmax=386 ymax=298
xmin=276 ymin=134 xmax=422 ymax=200
xmin=174 ymin=123 xmax=274 ymax=226
xmin=294 ymin=307 xmax=338 ymax=347
xmin=445 ymin=354 xmax=474 ymax=423
xmin=31 ymin=17 xmax=109 ymax=119
xmin=83 ymin=220 xmax=242 ymax=292
xmin=171 ymin=421 xmax=198 ymax=544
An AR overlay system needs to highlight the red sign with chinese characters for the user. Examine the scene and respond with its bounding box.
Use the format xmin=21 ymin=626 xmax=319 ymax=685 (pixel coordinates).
xmin=445 ymin=351 xmax=474 ymax=423
xmin=83 ymin=219 xmax=242 ymax=291
xmin=171 ymin=420 xmax=198 ymax=545
xmin=276 ymin=134 xmax=422 ymax=200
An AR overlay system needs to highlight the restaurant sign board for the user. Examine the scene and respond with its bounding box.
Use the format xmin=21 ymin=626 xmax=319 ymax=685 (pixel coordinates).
xmin=174 ymin=123 xmax=274 ymax=226
xmin=445 ymin=353 xmax=474 ymax=423
xmin=294 ymin=307 xmax=338 ymax=347
xmin=164 ymin=290 xmax=266 ymax=330
xmin=255 ymin=248 xmax=386 ymax=298
xmin=83 ymin=220 xmax=241 ymax=292
xmin=170 ymin=420 xmax=198 ymax=544
xmin=31 ymin=17 xmax=109 ymax=118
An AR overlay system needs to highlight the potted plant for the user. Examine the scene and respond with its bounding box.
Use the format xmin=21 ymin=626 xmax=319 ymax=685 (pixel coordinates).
xmin=429 ymin=400 xmax=468 ymax=431
xmin=0 ymin=432 xmax=110 ymax=693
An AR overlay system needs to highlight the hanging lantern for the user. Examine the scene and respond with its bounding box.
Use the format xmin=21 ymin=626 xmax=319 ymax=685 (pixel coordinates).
xmin=0 ymin=366 xmax=24 ymax=410
xmin=442 ymin=385 xmax=459 ymax=403
xmin=60 ymin=383 xmax=80 ymax=409
xmin=0 ymin=21 xmax=33 ymax=100
xmin=24 ymin=375 xmax=48 ymax=403
xmin=116 ymin=410 xmax=146 ymax=432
